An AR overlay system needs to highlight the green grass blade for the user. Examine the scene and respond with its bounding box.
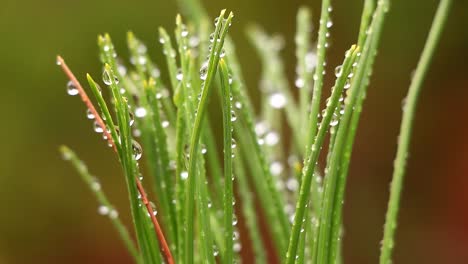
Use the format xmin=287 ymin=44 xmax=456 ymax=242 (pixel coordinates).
xmin=219 ymin=59 xmax=234 ymax=263
xmin=380 ymin=0 xmax=452 ymax=263
xmin=104 ymin=64 xmax=162 ymax=263
xmin=144 ymin=78 xmax=178 ymax=251
xmin=305 ymin=0 xmax=332 ymax=152
xmin=295 ymin=7 xmax=314 ymax=143
xmin=234 ymin=156 xmax=267 ymax=264
xmin=60 ymin=146 xmax=141 ymax=263
xmin=321 ymin=1 xmax=391 ymax=262
xmin=285 ymin=44 xmax=359 ymax=264
xmin=184 ymin=10 xmax=233 ymax=264
xmin=246 ymin=26 xmax=301 ymax=148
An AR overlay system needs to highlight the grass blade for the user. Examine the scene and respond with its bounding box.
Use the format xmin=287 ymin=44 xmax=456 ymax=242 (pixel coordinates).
xmin=184 ymin=10 xmax=234 ymax=264
xmin=286 ymin=44 xmax=359 ymax=264
xmin=380 ymin=0 xmax=452 ymax=263
xmin=60 ymin=146 xmax=140 ymax=263
xmin=218 ymin=59 xmax=234 ymax=263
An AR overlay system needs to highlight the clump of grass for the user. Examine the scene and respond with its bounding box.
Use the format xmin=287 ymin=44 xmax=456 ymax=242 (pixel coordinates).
xmin=57 ymin=0 xmax=452 ymax=263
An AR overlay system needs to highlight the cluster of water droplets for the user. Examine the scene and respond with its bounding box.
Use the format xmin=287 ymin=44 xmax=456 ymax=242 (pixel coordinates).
xmin=98 ymin=205 xmax=119 ymax=219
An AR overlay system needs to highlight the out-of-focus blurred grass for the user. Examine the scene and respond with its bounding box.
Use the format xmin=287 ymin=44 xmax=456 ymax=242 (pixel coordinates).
xmin=0 ymin=0 xmax=467 ymax=263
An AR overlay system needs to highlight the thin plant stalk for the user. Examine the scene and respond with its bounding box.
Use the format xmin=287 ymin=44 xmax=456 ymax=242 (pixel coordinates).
xmin=380 ymin=0 xmax=452 ymax=263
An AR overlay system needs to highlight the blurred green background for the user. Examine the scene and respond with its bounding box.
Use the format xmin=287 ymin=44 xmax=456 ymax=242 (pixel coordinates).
xmin=1 ymin=0 xmax=467 ymax=263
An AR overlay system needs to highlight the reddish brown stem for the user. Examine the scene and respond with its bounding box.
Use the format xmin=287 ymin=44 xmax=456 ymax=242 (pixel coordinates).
xmin=56 ymin=56 xmax=116 ymax=152
xmin=57 ymin=55 xmax=175 ymax=264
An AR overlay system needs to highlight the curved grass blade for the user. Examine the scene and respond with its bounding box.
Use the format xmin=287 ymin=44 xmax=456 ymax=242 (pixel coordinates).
xmin=60 ymin=146 xmax=140 ymax=263
xmin=380 ymin=0 xmax=452 ymax=263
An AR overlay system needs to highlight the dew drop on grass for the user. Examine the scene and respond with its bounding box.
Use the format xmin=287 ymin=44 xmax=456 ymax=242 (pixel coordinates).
xmin=159 ymin=37 xmax=165 ymax=44
xmin=102 ymin=70 xmax=112 ymax=85
xmin=265 ymin=131 xmax=279 ymax=146
xmin=269 ymin=92 xmax=287 ymax=109
xmin=335 ymin=65 xmax=343 ymax=77
xmin=162 ymin=120 xmax=170 ymax=128
xmin=176 ymin=69 xmax=183 ymax=81
xmin=86 ymin=109 xmax=95 ymax=120
xmin=180 ymin=171 xmax=189 ymax=180
xmin=270 ymin=161 xmax=284 ymax=176
xmin=132 ymin=140 xmax=143 ymax=160
xmin=295 ymin=77 xmax=305 ymax=89
xmin=109 ymin=209 xmax=119 ymax=219
xmin=231 ymin=138 xmax=237 ymax=149
xmin=233 ymin=243 xmax=242 ymax=253
xmin=93 ymin=121 xmax=104 ymax=133
xmin=90 ymin=178 xmax=101 ymax=191
xmin=286 ymin=177 xmax=299 ymax=191
xmin=200 ymin=62 xmax=208 ymax=80
xmin=232 ymin=215 xmax=238 ymax=226
xmin=129 ymin=111 xmax=135 ymax=126
xmin=135 ymin=107 xmax=147 ymax=118
xmin=66 ymin=81 xmax=79 ymax=96
xmin=98 ymin=205 xmax=109 ymax=215
xmin=344 ymin=80 xmax=351 ymax=89
xmin=230 ymin=110 xmax=237 ymax=122
xmin=326 ymin=20 xmax=333 ymax=28
xmin=181 ymin=28 xmax=189 ymax=37
xmin=255 ymin=121 xmax=268 ymax=136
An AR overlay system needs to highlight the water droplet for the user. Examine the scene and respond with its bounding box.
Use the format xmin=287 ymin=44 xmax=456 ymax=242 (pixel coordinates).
xmin=66 ymin=81 xmax=79 ymax=96
xmin=295 ymin=77 xmax=305 ymax=88
xmin=135 ymin=107 xmax=147 ymax=118
xmin=93 ymin=121 xmax=104 ymax=133
xmin=231 ymin=138 xmax=237 ymax=149
xmin=132 ymin=140 xmax=143 ymax=160
xmin=344 ymin=80 xmax=351 ymax=89
xmin=335 ymin=65 xmax=343 ymax=77
xmin=270 ymin=161 xmax=284 ymax=176
xmin=286 ymin=177 xmax=299 ymax=192
xmin=176 ymin=69 xmax=183 ymax=81
xmin=214 ymin=17 xmax=220 ymax=26
xmin=86 ymin=109 xmax=95 ymax=120
xmin=91 ymin=178 xmax=101 ymax=191
xmin=220 ymin=49 xmax=226 ymax=58
xmin=102 ymin=69 xmax=112 ymax=85
xmin=269 ymin=92 xmax=287 ymax=109
xmin=109 ymin=209 xmax=119 ymax=219
xmin=326 ymin=21 xmax=333 ymax=28
xmin=162 ymin=120 xmax=170 ymax=128
xmin=181 ymin=28 xmax=189 ymax=37
xmin=230 ymin=110 xmax=237 ymax=122
xmin=98 ymin=205 xmax=109 ymax=215
xmin=255 ymin=121 xmax=268 ymax=136
xmin=129 ymin=111 xmax=135 ymax=126
xmin=265 ymin=131 xmax=279 ymax=146
xmin=200 ymin=62 xmax=208 ymax=80
xmin=180 ymin=171 xmax=189 ymax=180
xmin=233 ymin=242 xmax=241 ymax=252
xmin=159 ymin=37 xmax=165 ymax=44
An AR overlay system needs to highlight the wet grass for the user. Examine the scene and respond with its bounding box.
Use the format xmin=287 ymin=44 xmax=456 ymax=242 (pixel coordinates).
xmin=58 ymin=0 xmax=452 ymax=263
